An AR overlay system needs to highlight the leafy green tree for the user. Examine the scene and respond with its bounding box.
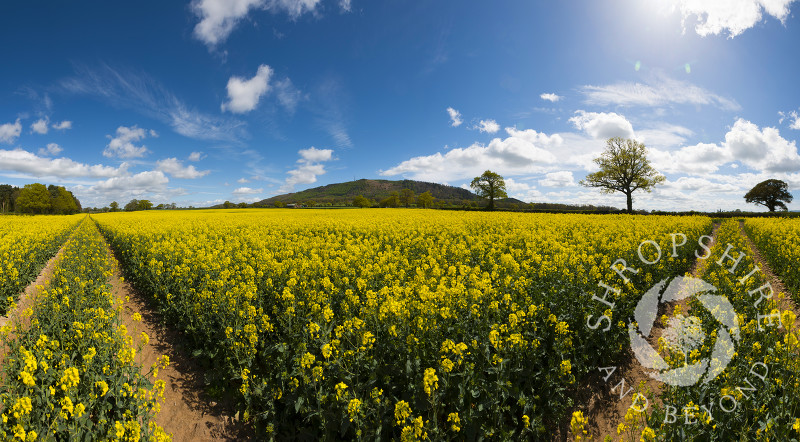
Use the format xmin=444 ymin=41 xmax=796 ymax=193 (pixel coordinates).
xmin=353 ymin=195 xmax=371 ymax=208
xmin=223 ymin=201 xmax=234 ymax=209
xmin=470 ymin=170 xmax=508 ymax=211
xmin=124 ymin=199 xmax=139 ymax=211
xmin=416 ymin=191 xmax=434 ymax=208
xmin=137 ymin=200 xmax=153 ymax=211
xmin=580 ymin=137 xmax=665 ymax=212
xmin=745 ymin=179 xmax=793 ymax=212
xmin=16 ymin=183 xmax=52 ymax=214
xmin=399 ymin=188 xmax=415 ymax=207
xmin=274 ymin=201 xmax=286 ymax=208
xmin=109 ymin=201 xmax=119 ymax=212
xmin=380 ymin=191 xmax=400 ymax=208
xmin=0 ymin=184 xmax=15 ymax=213
xmin=52 ymin=187 xmax=78 ymax=214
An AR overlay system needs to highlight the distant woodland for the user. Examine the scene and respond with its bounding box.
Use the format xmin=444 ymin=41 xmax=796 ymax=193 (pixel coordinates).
xmin=0 ymin=183 xmax=82 ymax=215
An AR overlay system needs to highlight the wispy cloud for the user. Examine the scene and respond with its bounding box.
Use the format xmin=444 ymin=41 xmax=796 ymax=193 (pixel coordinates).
xmin=311 ymin=76 xmax=352 ymax=147
xmin=446 ymin=107 xmax=462 ymax=127
xmin=60 ymin=64 xmax=246 ymax=142
xmin=582 ymin=73 xmax=740 ymax=111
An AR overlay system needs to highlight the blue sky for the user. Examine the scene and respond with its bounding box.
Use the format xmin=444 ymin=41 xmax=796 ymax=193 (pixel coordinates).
xmin=1 ymin=0 xmax=799 ymax=210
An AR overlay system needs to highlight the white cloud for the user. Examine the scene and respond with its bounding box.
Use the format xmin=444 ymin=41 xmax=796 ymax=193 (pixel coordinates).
xmin=222 ymin=65 xmax=273 ymax=114
xmin=339 ymin=0 xmax=352 ymax=11
xmin=649 ymin=118 xmax=800 ymax=175
xmin=299 ymin=146 xmax=333 ymax=162
xmin=192 ymin=0 xmax=323 ymax=47
xmin=569 ymin=110 xmax=635 ymax=140
xmin=156 ymin=157 xmax=211 ymax=179
xmin=233 ymin=187 xmax=263 ymax=195
xmin=188 ymin=151 xmax=205 ymax=161
xmin=780 ymin=110 xmax=800 ymax=130
xmin=724 ymin=118 xmax=800 ymax=172
xmin=503 ymin=177 xmax=543 ymax=202
xmin=476 ymin=119 xmax=500 ymax=134
xmin=635 ymin=124 xmax=694 ymax=149
xmin=279 ymin=146 xmax=335 ymax=193
xmin=0 ymin=148 xmax=125 ymax=178
xmin=31 ymin=118 xmax=49 ymax=134
xmin=651 ymin=143 xmax=731 ymax=174
xmin=91 ymin=170 xmax=169 ymax=194
xmin=103 ymin=126 xmax=151 ymax=159
xmin=381 ymin=127 xmax=562 ymax=181
xmin=446 ymin=107 xmax=462 ymax=127
xmin=237 ymin=177 xmax=250 ymax=184
xmin=582 ymin=74 xmax=740 ymax=110
xmin=274 ymin=78 xmax=302 ymax=114
xmin=62 ymin=64 xmax=246 ymax=142
xmin=539 ymin=171 xmax=575 ymax=187
xmin=37 ymin=143 xmax=63 ymax=156
xmin=540 ymin=93 xmax=562 ymax=102
xmin=671 ymin=0 xmax=795 ymax=37
xmin=0 ymin=119 xmax=22 ymax=144
xmin=52 ymin=120 xmax=72 ymax=130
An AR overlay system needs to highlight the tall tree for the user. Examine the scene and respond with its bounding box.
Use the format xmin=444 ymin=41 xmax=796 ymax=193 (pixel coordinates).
xmin=399 ymin=188 xmax=415 ymax=207
xmin=16 ymin=183 xmax=52 ymax=214
xmin=109 ymin=201 xmax=119 ymax=212
xmin=580 ymin=137 xmax=665 ymax=212
xmin=0 ymin=184 xmax=14 ymax=213
xmin=52 ymin=186 xmax=78 ymax=214
xmin=380 ymin=191 xmax=400 ymax=208
xmin=353 ymin=195 xmax=371 ymax=208
xmin=416 ymin=191 xmax=434 ymax=209
xmin=470 ymin=170 xmax=507 ymax=211
xmin=744 ymin=179 xmax=793 ymax=212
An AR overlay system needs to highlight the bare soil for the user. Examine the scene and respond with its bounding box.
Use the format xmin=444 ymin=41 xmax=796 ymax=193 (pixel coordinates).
xmin=104 ymin=243 xmax=253 ymax=441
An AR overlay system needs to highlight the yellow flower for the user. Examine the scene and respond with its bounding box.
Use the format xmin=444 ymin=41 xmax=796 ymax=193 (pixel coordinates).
xmin=448 ymin=412 xmax=461 ymax=432
xmin=423 ymin=368 xmax=438 ymax=396
xmin=347 ymin=398 xmax=362 ymax=421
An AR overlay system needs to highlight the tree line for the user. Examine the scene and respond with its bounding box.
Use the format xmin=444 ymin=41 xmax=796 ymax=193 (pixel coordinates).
xmin=0 ymin=183 xmax=82 ymax=215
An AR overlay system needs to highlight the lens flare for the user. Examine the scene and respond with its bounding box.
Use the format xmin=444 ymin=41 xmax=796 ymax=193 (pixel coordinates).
xmin=685 ymin=63 xmax=691 ymax=74
xmin=635 ymin=61 xmax=642 ymax=71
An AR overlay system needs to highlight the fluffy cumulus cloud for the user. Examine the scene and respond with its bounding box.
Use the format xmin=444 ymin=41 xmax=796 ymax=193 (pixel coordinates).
xmin=446 ymin=107 xmax=462 ymax=127
xmin=221 ymin=65 xmax=273 ymax=114
xmin=569 ymin=110 xmax=635 ymax=140
xmin=233 ymin=186 xmax=263 ymax=195
xmin=539 ymin=171 xmax=575 ymax=187
xmin=651 ymin=142 xmax=731 ymax=174
xmin=52 ymin=120 xmax=72 ymax=130
xmin=156 ymin=157 xmax=210 ymax=179
xmin=0 ymin=119 xmax=22 ymax=144
xmin=724 ymin=118 xmax=800 ymax=172
xmin=31 ymin=118 xmax=49 ymax=134
xmin=582 ymin=74 xmax=740 ymax=110
xmin=648 ymin=118 xmax=800 ymax=175
xmin=192 ymin=0 xmax=326 ymax=47
xmin=381 ymin=127 xmax=562 ymax=181
xmin=503 ymin=177 xmax=543 ymax=201
xmin=540 ymin=93 xmax=562 ymax=102
xmin=103 ymin=126 xmax=152 ymax=159
xmin=476 ymin=119 xmax=500 ymax=134
xmin=188 ymin=151 xmax=205 ymax=161
xmin=37 ymin=143 xmax=63 ymax=156
xmin=279 ymin=147 xmax=334 ymax=193
xmin=670 ymin=0 xmax=796 ymax=37
xmin=0 ymin=148 xmax=125 ymax=178
xmin=91 ymin=170 xmax=167 ymax=193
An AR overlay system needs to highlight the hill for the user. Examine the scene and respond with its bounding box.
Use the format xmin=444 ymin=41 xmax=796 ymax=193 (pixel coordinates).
xmin=257 ymin=179 xmax=479 ymax=206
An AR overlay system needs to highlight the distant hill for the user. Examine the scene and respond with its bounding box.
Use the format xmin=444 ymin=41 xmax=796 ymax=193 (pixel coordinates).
xmin=257 ymin=179 xmax=479 ymax=206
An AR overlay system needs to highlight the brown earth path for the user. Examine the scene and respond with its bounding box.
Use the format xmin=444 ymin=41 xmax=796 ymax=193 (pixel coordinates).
xmin=570 ymin=222 xmax=721 ymax=440
xmin=101 ymin=225 xmax=252 ymax=441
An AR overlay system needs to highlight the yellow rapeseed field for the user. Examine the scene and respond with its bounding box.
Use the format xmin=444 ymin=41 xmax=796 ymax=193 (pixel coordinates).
xmin=94 ymin=209 xmax=710 ymax=439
